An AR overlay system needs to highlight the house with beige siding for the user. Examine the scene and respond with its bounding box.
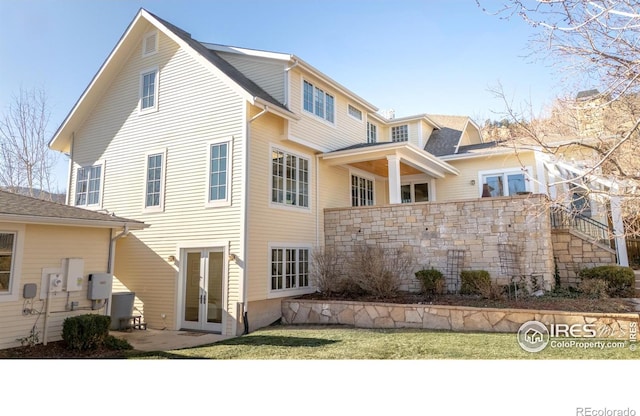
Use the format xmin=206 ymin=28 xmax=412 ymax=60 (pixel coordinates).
xmin=48 ymin=9 xmax=627 ymax=337
xmin=0 ymin=190 xmax=144 ymax=350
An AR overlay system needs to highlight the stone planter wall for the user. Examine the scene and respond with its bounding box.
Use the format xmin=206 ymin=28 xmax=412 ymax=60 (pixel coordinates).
xmin=324 ymin=194 xmax=556 ymax=290
xmin=282 ymin=299 xmax=639 ymax=339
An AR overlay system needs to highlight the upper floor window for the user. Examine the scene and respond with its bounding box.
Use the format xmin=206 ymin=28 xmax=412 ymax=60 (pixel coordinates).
xmin=272 ymin=148 xmax=309 ymax=208
xmin=0 ymin=226 xmax=23 ymax=302
xmin=303 ymin=80 xmax=334 ymax=123
xmin=351 ymin=174 xmax=374 ymax=207
xmin=144 ymin=151 xmax=166 ymax=211
xmin=367 ymin=122 xmax=377 ymax=143
xmin=140 ymin=68 xmax=159 ymax=112
xmin=208 ymin=140 xmax=231 ymax=206
xmin=75 ymin=164 xmax=102 ymax=207
xmin=142 ymin=30 xmax=158 ymax=57
xmin=391 ymin=125 xmax=408 ymax=142
xmin=348 ymin=104 xmax=363 ymax=121
xmin=271 ymin=247 xmax=310 ymax=291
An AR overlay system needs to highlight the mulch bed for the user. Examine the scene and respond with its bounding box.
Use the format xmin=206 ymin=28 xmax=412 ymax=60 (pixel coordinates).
xmin=0 ymin=341 xmax=130 ymax=359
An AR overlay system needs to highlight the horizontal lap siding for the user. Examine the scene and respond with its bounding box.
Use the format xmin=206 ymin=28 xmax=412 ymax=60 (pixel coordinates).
xmin=437 ymin=152 xmax=537 ymax=202
xmin=288 ymin=70 xmax=367 ymax=151
xmin=0 ymin=224 xmax=110 ymax=350
xmin=72 ymin=29 xmax=245 ymax=334
xmin=217 ymin=52 xmax=286 ymax=104
xmin=246 ymin=112 xmax=318 ymax=301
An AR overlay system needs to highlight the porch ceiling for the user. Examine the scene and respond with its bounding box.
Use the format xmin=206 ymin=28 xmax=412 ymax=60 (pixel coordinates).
xmin=321 ymin=142 xmax=459 ymax=178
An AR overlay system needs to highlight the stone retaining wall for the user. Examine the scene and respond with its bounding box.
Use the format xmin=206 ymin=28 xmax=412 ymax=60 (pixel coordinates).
xmin=324 ymin=194 xmax=555 ymax=291
xmin=282 ymin=299 xmax=639 ymax=339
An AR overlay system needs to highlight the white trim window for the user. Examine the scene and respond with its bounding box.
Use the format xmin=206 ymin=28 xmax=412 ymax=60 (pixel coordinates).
xmin=270 ymin=247 xmax=310 ymax=291
xmin=351 ymin=174 xmax=374 ymax=207
xmin=144 ymin=150 xmax=166 ymax=211
xmin=75 ymin=163 xmax=103 ymax=207
xmin=401 ymin=182 xmax=429 ymax=203
xmin=140 ymin=67 xmax=159 ymax=112
xmin=391 ymin=125 xmax=409 ymax=142
xmin=0 ymin=224 xmax=23 ymax=302
xmin=367 ymin=122 xmax=377 ymax=144
xmin=480 ymin=168 xmax=531 ymax=197
xmin=303 ymin=80 xmax=335 ymax=123
xmin=207 ymin=139 xmax=232 ymax=206
xmin=348 ymin=104 xmax=363 ymax=121
xmin=142 ymin=30 xmax=158 ymax=57
xmin=271 ymin=148 xmax=309 ymax=208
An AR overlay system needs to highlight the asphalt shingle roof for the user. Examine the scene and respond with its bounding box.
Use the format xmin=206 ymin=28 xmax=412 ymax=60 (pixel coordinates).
xmin=0 ymin=190 xmax=144 ymax=227
xmin=424 ymin=115 xmax=470 ymax=156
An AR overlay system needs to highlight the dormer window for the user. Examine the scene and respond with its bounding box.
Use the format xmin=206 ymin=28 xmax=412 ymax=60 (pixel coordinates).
xmin=142 ymin=30 xmax=158 ymax=57
xmin=391 ymin=125 xmax=408 ymax=142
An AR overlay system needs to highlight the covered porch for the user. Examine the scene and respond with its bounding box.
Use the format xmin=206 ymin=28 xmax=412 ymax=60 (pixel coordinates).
xmin=321 ymin=142 xmax=459 ymax=205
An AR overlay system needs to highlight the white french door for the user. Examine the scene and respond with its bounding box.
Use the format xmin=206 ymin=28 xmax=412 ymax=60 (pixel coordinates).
xmin=181 ymin=247 xmax=225 ymax=332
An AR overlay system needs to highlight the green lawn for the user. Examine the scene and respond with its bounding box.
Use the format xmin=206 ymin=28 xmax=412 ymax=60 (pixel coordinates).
xmin=134 ymin=325 xmax=639 ymax=359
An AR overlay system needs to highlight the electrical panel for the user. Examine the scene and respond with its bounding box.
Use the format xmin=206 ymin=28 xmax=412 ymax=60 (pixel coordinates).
xmin=64 ymin=258 xmax=85 ymax=292
xmin=87 ymin=273 xmax=113 ymax=300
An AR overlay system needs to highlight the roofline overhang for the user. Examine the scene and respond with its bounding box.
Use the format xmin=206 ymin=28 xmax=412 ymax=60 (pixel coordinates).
xmin=0 ymin=214 xmax=148 ymax=230
xmin=322 ymin=142 xmax=459 ymax=177
xmin=439 ymin=146 xmax=532 ymax=161
xmin=254 ymin=97 xmax=299 ymax=121
xmin=384 ymin=114 xmax=441 ymax=129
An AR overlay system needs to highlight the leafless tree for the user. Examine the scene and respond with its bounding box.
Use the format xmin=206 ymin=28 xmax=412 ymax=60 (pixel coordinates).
xmin=477 ymin=1 xmax=640 ymax=238
xmin=0 ymin=87 xmax=58 ymax=198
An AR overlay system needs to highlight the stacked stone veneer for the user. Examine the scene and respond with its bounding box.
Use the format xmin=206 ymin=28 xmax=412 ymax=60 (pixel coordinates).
xmin=282 ymin=299 xmax=639 ymax=338
xmin=551 ymin=229 xmax=617 ymax=287
xmin=324 ymin=194 xmax=556 ymax=291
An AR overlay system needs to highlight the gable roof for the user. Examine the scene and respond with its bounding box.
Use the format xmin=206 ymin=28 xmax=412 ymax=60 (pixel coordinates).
xmin=49 ymin=8 xmax=297 ymax=153
xmin=424 ymin=115 xmax=474 ymax=156
xmin=0 ymin=190 xmax=146 ymax=229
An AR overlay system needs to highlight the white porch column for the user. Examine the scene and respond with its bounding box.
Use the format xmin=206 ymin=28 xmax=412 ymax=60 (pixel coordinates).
xmin=610 ymin=196 xmax=629 ymax=266
xmin=387 ymin=155 xmax=401 ymax=204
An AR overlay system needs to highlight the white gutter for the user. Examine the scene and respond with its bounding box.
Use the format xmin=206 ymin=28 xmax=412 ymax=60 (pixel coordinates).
xmin=0 ymin=214 xmax=146 ymax=229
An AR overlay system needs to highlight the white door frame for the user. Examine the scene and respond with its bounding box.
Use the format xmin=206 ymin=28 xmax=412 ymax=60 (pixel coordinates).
xmin=175 ymin=241 xmax=228 ymax=333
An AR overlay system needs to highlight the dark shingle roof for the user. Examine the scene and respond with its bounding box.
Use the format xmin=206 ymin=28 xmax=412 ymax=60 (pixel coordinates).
xmin=425 ymin=127 xmax=463 ymax=156
xmin=331 ymin=142 xmax=392 ymax=152
xmin=148 ymin=11 xmax=290 ymax=113
xmin=0 ymin=190 xmax=145 ymax=228
xmin=455 ymin=141 xmax=501 ymax=153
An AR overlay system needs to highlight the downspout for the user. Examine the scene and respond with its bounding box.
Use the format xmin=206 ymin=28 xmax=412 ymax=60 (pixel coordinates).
xmin=241 ymin=104 xmax=269 ymax=335
xmin=105 ymin=225 xmax=130 ymax=315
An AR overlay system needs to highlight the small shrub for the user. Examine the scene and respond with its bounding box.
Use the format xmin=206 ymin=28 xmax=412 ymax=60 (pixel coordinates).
xmin=579 ymin=278 xmax=609 ymax=299
xmin=415 ymin=268 xmax=444 ymax=295
xmin=62 ymin=314 xmax=110 ymax=351
xmin=460 ymin=270 xmax=491 ymax=297
xmin=347 ymin=245 xmax=415 ymax=299
xmin=579 ymin=265 xmax=635 ymax=298
xmin=104 ymin=335 xmax=133 ymax=351
xmin=311 ymin=247 xmax=341 ymax=294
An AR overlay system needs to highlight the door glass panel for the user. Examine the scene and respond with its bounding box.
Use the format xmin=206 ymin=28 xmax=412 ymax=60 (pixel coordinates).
xmin=401 ymin=185 xmax=411 ymax=203
xmin=184 ymin=252 xmax=201 ymax=322
xmin=414 ymin=183 xmax=429 ymax=202
xmin=207 ymin=251 xmax=224 ymax=324
xmin=483 ymin=175 xmax=503 ymax=197
xmin=507 ymin=173 xmax=526 ymax=195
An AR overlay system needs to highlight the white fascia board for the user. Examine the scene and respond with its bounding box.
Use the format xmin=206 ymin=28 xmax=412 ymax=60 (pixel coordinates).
xmin=439 ymin=147 xmax=520 ymax=161
xmin=201 ymin=42 xmax=292 ymax=61
xmin=0 ymin=214 xmax=147 ymax=230
xmin=385 ymin=114 xmax=441 ymax=129
xmin=294 ymin=57 xmax=378 ymax=113
xmin=254 ymin=97 xmax=299 ymax=121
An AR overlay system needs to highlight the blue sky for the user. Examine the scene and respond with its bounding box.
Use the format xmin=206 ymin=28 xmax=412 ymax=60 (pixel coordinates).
xmin=0 ymin=0 xmax=563 ymax=192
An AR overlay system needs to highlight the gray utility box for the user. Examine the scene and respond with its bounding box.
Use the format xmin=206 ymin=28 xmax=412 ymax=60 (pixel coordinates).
xmin=110 ymin=292 xmax=135 ymax=330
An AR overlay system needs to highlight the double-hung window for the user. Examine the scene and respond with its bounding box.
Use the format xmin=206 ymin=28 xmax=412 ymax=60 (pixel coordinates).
xmin=208 ymin=139 xmax=231 ymax=206
xmin=144 ymin=151 xmax=165 ymax=211
xmin=272 ymin=148 xmax=309 ymax=208
xmin=270 ymin=247 xmax=309 ymax=291
xmin=0 ymin=233 xmax=15 ymax=294
xmin=75 ymin=164 xmax=102 ymax=207
xmin=367 ymin=122 xmax=377 ymax=143
xmin=351 ymin=174 xmax=374 ymax=207
xmin=391 ymin=125 xmax=408 ymax=142
xmin=303 ymin=80 xmax=335 ymax=123
xmin=140 ymin=68 xmax=159 ymax=112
